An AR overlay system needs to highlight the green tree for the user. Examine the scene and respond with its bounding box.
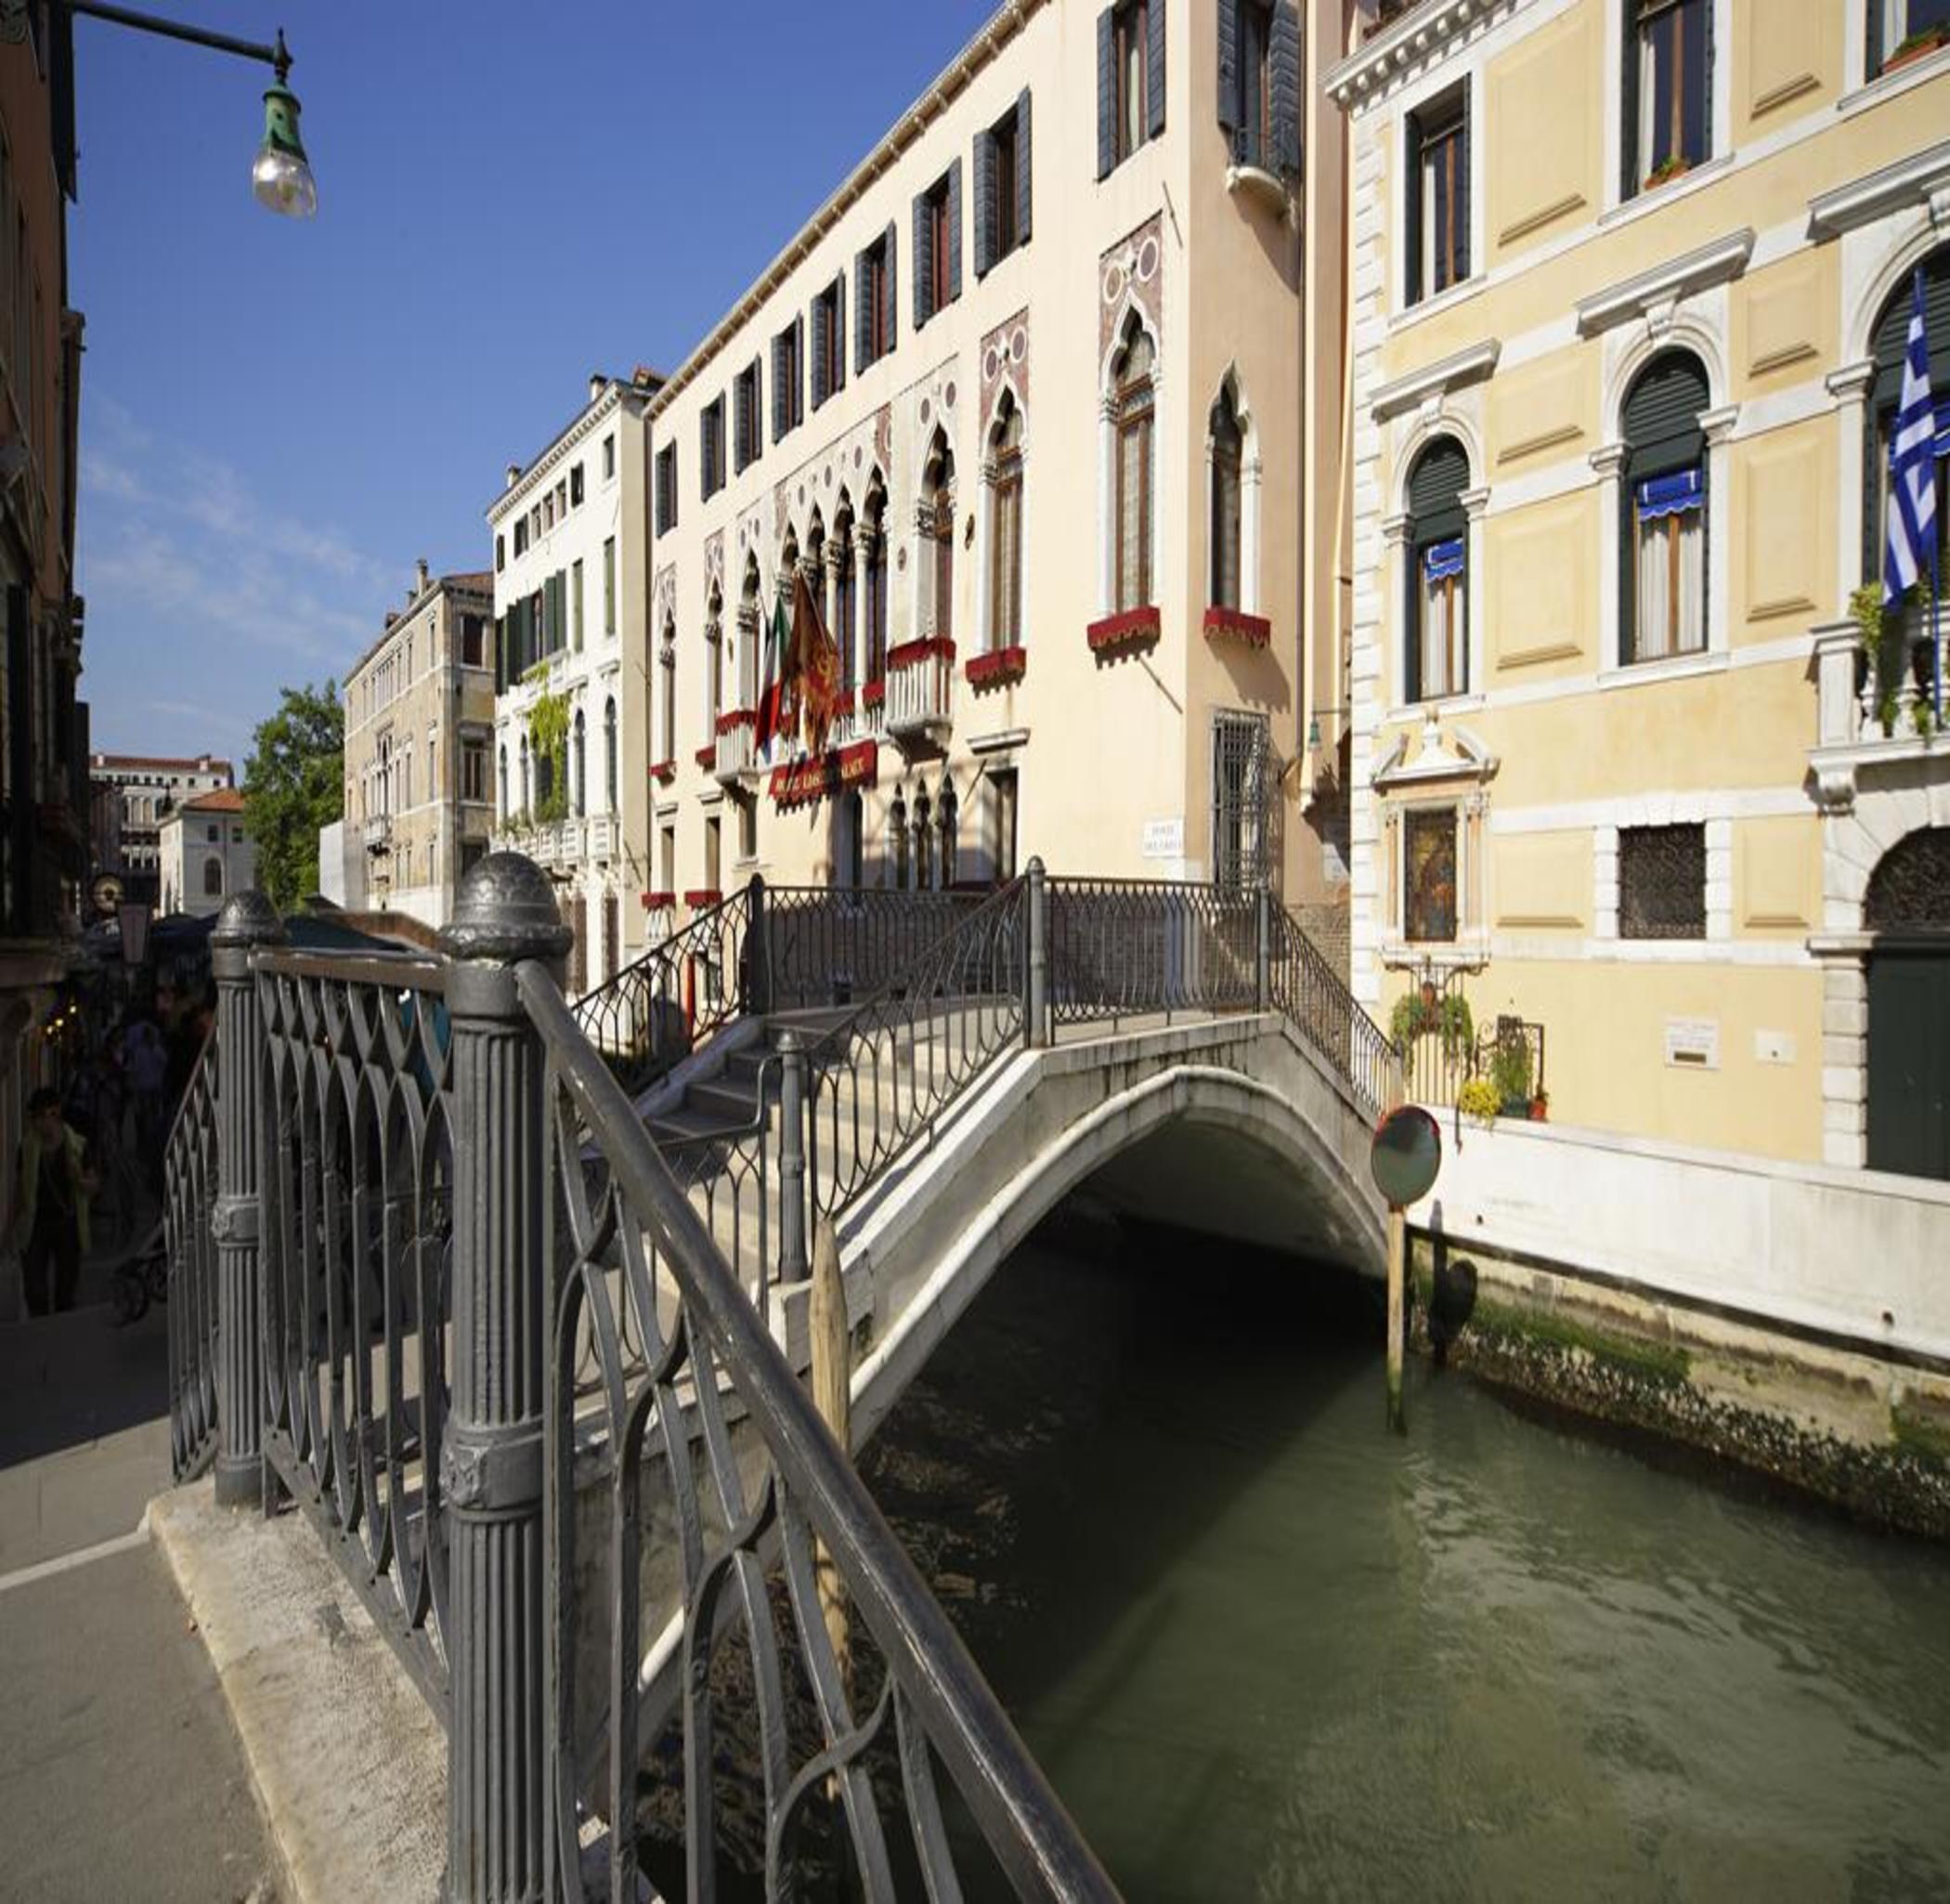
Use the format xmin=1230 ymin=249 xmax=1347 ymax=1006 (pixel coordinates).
xmin=243 ymin=680 xmax=344 ymax=911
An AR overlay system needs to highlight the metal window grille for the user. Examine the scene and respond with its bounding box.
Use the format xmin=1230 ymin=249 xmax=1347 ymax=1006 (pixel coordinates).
xmin=1618 ymin=822 xmax=1705 ymax=939
xmin=1865 ymin=828 xmax=1950 ymax=932
xmin=1212 ymin=709 xmax=1274 ymax=892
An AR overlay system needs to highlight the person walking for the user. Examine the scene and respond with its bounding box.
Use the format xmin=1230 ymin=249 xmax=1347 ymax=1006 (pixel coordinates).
xmin=13 ymin=1087 xmax=96 ymax=1316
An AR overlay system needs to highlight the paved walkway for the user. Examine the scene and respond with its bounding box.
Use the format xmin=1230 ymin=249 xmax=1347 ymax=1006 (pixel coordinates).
xmin=0 ymin=1300 xmax=282 ymax=1901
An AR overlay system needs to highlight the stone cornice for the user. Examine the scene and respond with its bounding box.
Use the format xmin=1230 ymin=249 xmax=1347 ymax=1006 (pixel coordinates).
xmin=647 ymin=0 xmax=1045 ymax=418
xmin=1325 ymin=0 xmax=1519 ymax=112
xmin=1807 ymin=137 xmax=1950 ymax=241
xmin=1573 ymin=229 xmax=1755 ymax=336
xmin=1371 ymin=339 xmax=1501 ymax=420
xmin=488 ymin=382 xmax=649 ymax=527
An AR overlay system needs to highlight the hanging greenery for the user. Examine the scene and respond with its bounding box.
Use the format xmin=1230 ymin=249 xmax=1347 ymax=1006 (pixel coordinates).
xmin=1851 ymin=580 xmax=1937 ymax=738
xmin=528 ymin=685 xmax=571 ymax=824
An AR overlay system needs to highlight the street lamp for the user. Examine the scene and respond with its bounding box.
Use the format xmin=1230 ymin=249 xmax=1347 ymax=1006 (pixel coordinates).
xmin=61 ymin=2 xmax=317 ymax=217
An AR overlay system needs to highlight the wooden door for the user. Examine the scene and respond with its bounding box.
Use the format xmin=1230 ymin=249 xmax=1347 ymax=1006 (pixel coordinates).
xmin=1866 ymin=951 xmax=1950 ymax=1181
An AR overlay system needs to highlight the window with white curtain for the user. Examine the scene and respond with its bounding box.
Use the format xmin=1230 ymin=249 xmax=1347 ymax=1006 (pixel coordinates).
xmin=1403 ymin=435 xmax=1470 ymax=702
xmin=1420 ymin=538 xmax=1467 ymax=697
xmin=1632 ymin=469 xmax=1705 ymax=661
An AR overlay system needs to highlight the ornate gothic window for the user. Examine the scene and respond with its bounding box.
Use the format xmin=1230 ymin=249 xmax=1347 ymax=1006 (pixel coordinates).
xmin=988 ymin=397 xmax=1024 ymax=650
xmin=1112 ymin=320 xmax=1156 ymax=613
xmin=1211 ymin=384 xmax=1244 ymax=612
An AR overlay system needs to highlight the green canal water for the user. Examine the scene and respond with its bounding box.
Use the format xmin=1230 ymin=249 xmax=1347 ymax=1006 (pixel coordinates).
xmin=859 ymin=1221 xmax=1950 ymax=1904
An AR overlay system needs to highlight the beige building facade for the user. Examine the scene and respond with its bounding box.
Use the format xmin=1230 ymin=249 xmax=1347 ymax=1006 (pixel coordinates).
xmin=637 ymin=0 xmax=1353 ymax=945
xmin=158 ymin=788 xmax=254 ymax=919
xmin=1327 ymin=3 xmax=1950 ymax=1201
xmin=343 ymin=562 xmax=496 ymax=929
xmin=490 ymin=373 xmax=658 ymax=994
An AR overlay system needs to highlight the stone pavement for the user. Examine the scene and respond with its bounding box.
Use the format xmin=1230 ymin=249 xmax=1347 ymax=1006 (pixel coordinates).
xmin=0 ymin=1299 xmax=283 ymax=1902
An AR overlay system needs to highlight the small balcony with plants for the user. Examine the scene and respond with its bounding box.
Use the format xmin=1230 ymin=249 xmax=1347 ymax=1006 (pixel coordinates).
xmin=1811 ymin=583 xmax=1947 ymax=811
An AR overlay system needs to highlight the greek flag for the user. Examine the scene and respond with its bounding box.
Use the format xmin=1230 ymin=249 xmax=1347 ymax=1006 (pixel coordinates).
xmin=1884 ymin=267 xmax=1938 ymax=608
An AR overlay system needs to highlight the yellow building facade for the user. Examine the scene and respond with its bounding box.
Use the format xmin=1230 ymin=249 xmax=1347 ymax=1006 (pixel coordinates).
xmin=1330 ymin=0 xmax=1950 ymax=1195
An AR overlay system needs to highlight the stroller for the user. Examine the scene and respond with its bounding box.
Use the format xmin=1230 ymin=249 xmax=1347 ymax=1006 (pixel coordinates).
xmin=109 ymin=1219 xmax=170 ymax=1325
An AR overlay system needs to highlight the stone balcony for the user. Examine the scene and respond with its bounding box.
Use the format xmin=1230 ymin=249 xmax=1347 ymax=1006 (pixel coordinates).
xmin=586 ymin=812 xmax=618 ymax=862
xmin=886 ymin=638 xmax=955 ymax=752
xmin=1811 ymin=614 xmax=1950 ymax=812
xmin=714 ymin=709 xmax=757 ymax=785
xmin=361 ymin=814 xmax=393 ymax=852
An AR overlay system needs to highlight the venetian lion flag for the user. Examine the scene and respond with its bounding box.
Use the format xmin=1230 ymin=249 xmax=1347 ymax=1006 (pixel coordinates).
xmin=755 ymin=592 xmax=789 ymax=758
xmin=791 ymin=567 xmax=843 ymax=756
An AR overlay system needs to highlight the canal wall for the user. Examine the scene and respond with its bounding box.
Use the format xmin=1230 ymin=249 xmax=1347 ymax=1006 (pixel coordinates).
xmin=1405 ymin=1116 xmax=1950 ymax=1538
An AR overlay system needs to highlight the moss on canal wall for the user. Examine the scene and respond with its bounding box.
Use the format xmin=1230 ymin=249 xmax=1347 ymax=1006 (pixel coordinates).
xmin=1410 ymin=1244 xmax=1950 ymax=1544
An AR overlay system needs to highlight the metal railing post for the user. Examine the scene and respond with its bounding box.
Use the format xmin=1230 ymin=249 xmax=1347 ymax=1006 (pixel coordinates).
xmin=436 ymin=854 xmax=571 ymax=1904
xmin=1025 ymin=856 xmax=1048 ymax=1049
xmin=747 ymin=871 xmax=771 ymax=1016
xmin=1255 ymin=886 xmax=1271 ymax=1011
xmin=209 ymin=891 xmax=284 ymax=1510
xmin=778 ymin=1029 xmax=810 ymax=1285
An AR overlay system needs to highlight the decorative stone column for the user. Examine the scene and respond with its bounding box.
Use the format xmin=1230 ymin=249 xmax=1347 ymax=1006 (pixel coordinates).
xmin=436 ymin=854 xmax=571 ymax=1904
xmin=210 ymin=891 xmax=285 ymax=1510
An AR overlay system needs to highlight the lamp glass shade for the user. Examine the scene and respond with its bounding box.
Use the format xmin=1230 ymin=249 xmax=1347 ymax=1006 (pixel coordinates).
xmin=253 ymin=84 xmax=316 ymax=217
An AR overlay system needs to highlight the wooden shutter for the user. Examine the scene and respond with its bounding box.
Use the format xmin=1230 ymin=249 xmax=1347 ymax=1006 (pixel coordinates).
xmin=793 ymin=315 xmax=805 ymax=424
xmin=751 ymin=359 xmax=762 ymax=460
xmin=834 ymin=276 xmax=846 ymax=392
xmin=1217 ymin=0 xmax=1238 ymax=132
xmin=946 ymin=165 xmax=962 ymax=303
xmin=1622 ymin=352 xmax=1710 ymax=479
xmin=812 ymin=296 xmax=829 ymax=408
xmin=494 ymin=615 xmax=505 ymax=693
xmin=1272 ymin=1 xmax=1301 ymax=176
xmin=1147 ymin=0 xmax=1167 ymax=139
xmin=1869 ymin=252 xmax=1950 ymax=409
xmin=854 ymin=250 xmax=870 ymax=375
xmin=1016 ymin=90 xmax=1033 ymax=243
xmin=883 ymin=221 xmax=898 ymax=355
xmin=1620 ymin=0 xmax=1640 ymax=199
xmin=1457 ymin=84 xmax=1471 ymax=280
xmin=1097 ymin=7 xmax=1115 ymax=178
xmin=915 ymin=189 xmax=934 ymax=324
xmin=734 ymin=372 xmax=750 ymax=471
xmin=772 ymin=333 xmax=786 ymax=439
xmin=975 ymin=131 xmax=995 ymax=279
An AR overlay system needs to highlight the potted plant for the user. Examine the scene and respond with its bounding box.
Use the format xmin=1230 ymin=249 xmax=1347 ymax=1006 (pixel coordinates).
xmin=1644 ymin=153 xmax=1692 ymax=190
xmin=1458 ymin=1076 xmax=1500 ymax=1128
xmin=1528 ymin=1088 xmax=1549 ymax=1122
xmin=1886 ymin=24 xmax=1949 ymax=73
xmin=1488 ymin=1026 xmax=1534 ymax=1117
xmin=1851 ymin=580 xmax=1934 ymax=737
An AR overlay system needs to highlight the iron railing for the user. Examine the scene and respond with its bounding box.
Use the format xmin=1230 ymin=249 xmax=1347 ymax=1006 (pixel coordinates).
xmin=764 ymin=883 xmax=987 ymax=1011
xmin=572 ymin=884 xmax=757 ymax=1098
xmin=1268 ymin=905 xmax=1404 ymax=1122
xmin=803 ymin=877 xmax=1031 ymax=1223
xmin=1046 ymin=877 xmax=1260 ymax=1025
xmin=255 ymin=944 xmax=455 ymax=1715
xmin=526 ymin=964 xmax=1117 ymax=1902
xmin=164 ymin=1034 xmax=220 ymax=1481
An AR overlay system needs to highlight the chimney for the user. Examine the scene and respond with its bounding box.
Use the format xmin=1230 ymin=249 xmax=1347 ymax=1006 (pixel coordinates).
xmin=505 ymin=463 xmax=522 ymax=489
xmin=384 ymin=610 xmax=399 ymax=630
xmin=589 ymin=372 xmax=606 ymax=403
xmin=415 ymin=557 xmax=431 ymax=595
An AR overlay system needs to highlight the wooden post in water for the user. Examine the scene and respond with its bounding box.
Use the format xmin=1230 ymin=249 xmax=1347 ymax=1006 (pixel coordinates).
xmin=810 ymin=1217 xmax=852 ymax=1687
xmin=1385 ymin=1205 xmax=1407 ymax=1433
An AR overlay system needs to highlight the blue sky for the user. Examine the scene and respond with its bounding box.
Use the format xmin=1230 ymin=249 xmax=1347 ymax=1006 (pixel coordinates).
xmin=73 ymin=0 xmax=998 ymax=763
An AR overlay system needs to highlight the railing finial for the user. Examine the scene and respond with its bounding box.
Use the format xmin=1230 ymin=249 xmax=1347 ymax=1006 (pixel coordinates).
xmin=439 ymin=849 xmax=574 ymax=966
xmin=211 ymin=888 xmax=286 ymax=950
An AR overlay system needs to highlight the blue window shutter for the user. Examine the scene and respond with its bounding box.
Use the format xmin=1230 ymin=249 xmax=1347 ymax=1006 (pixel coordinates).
xmin=883 ymin=222 xmax=898 ymax=355
xmin=975 ymin=132 xmax=995 ymax=279
xmin=855 ymin=252 xmax=869 ymax=375
xmin=915 ymin=190 xmax=933 ymax=326
xmin=1097 ymin=7 xmax=1115 ymax=179
xmin=1218 ymin=0 xmax=1238 ymax=133
xmin=1017 ymin=89 xmax=1033 ymax=243
xmin=947 ymin=164 xmax=962 ymax=302
xmin=1272 ymin=1 xmax=1301 ymax=176
xmin=1148 ymin=0 xmax=1166 ymax=140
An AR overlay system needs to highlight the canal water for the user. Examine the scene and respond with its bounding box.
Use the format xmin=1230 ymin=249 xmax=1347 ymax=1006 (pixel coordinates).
xmin=858 ymin=1215 xmax=1950 ymax=1903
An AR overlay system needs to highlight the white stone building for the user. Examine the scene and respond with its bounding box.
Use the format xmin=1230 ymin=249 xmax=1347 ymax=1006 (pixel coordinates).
xmin=158 ymin=788 xmax=254 ymax=919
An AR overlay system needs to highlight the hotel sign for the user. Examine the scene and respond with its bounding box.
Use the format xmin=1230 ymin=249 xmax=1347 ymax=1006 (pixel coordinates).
xmin=769 ymin=740 xmax=878 ymax=810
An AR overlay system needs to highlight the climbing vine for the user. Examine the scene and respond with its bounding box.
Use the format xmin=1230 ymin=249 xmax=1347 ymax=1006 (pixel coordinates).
xmin=526 ymin=678 xmax=571 ymax=824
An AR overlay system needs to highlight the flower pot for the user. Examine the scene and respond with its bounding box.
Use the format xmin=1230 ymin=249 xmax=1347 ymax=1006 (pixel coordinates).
xmin=1884 ymin=29 xmax=1947 ymax=73
xmin=1528 ymin=1098 xmax=1548 ymax=1122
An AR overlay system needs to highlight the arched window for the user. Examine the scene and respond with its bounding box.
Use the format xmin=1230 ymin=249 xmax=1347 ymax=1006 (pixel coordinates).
xmin=1864 ymin=828 xmax=1950 ymax=1181
xmin=864 ymin=480 xmax=890 ymax=683
xmin=658 ymin=614 xmax=677 ymax=765
xmin=1404 ymin=437 xmax=1469 ymax=701
xmin=1866 ymin=250 xmax=1949 ymax=621
xmin=914 ymin=788 xmax=934 ymax=891
xmin=708 ymin=580 xmax=728 ymax=724
xmin=573 ymin=708 xmax=587 ymax=816
xmin=835 ymin=788 xmax=864 ymax=889
xmin=923 ymin=433 xmax=955 ymax=642
xmin=1112 ymin=320 xmax=1156 ymax=612
xmin=202 ymin=856 xmax=224 ymax=898
xmin=1210 ymin=383 xmax=1244 ymax=610
xmin=499 ymin=744 xmax=508 ymax=818
xmin=519 ymin=733 xmax=530 ymax=814
xmin=889 ymin=790 xmax=909 ymax=889
xmin=604 ymin=698 xmax=618 ymax=814
xmin=937 ymin=780 xmax=959 ymax=888
xmin=832 ymin=499 xmax=857 ymax=689
xmin=988 ymin=396 xmax=1024 ymax=650
xmin=1621 ymin=349 xmax=1710 ymax=665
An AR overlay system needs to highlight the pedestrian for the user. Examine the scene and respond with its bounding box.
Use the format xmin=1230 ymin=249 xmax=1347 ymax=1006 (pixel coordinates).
xmin=123 ymin=1013 xmax=168 ymax=1185
xmin=12 ymin=1087 xmax=96 ymax=1317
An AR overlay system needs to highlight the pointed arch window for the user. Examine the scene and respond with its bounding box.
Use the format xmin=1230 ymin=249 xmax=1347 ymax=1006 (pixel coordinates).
xmin=1621 ymin=349 xmax=1710 ymax=664
xmin=1210 ymin=384 xmax=1244 ymax=611
xmin=1404 ymin=437 xmax=1470 ymax=702
xmin=833 ymin=502 xmax=857 ymax=689
xmin=604 ymin=698 xmax=618 ymax=813
xmin=1112 ymin=323 xmax=1156 ymax=613
xmin=658 ymin=614 xmax=677 ymax=765
xmin=937 ymin=780 xmax=959 ymax=888
xmin=498 ymin=744 xmax=508 ymax=819
xmin=889 ymin=789 xmax=909 ymax=889
xmin=573 ymin=708 xmax=587 ymax=816
xmin=924 ymin=435 xmax=956 ymax=643
xmin=989 ymin=397 xmax=1024 ymax=650
xmin=864 ymin=483 xmax=890 ymax=684
xmin=914 ymin=788 xmax=934 ymax=892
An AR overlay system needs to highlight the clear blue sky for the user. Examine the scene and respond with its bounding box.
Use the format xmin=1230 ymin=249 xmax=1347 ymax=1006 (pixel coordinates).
xmin=73 ymin=0 xmax=998 ymax=763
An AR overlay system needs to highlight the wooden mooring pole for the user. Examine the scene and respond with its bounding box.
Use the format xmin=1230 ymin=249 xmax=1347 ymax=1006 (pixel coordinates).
xmin=810 ymin=1218 xmax=852 ymax=1686
xmin=1385 ymin=1204 xmax=1407 ymax=1434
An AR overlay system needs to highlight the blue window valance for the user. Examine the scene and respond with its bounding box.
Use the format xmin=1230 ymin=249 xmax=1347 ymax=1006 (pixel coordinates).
xmin=1635 ymin=467 xmax=1702 ymax=520
xmin=1423 ymin=537 xmax=1465 ymax=581
xmin=1935 ymin=398 xmax=1950 ymax=460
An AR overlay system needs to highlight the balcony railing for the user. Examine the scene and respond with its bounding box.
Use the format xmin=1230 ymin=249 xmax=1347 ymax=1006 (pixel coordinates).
xmin=1812 ymin=611 xmax=1949 ymax=810
xmin=585 ymin=811 xmax=618 ymax=861
xmin=361 ymin=813 xmax=392 ymax=851
xmin=886 ymin=636 xmax=955 ymax=747
xmin=714 ymin=707 xmax=757 ymax=783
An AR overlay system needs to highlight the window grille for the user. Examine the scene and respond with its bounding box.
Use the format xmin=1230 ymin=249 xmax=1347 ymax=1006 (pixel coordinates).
xmin=1618 ymin=823 xmax=1705 ymax=939
xmin=1212 ymin=709 xmax=1274 ymax=892
xmin=1865 ymin=828 xmax=1950 ymax=933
